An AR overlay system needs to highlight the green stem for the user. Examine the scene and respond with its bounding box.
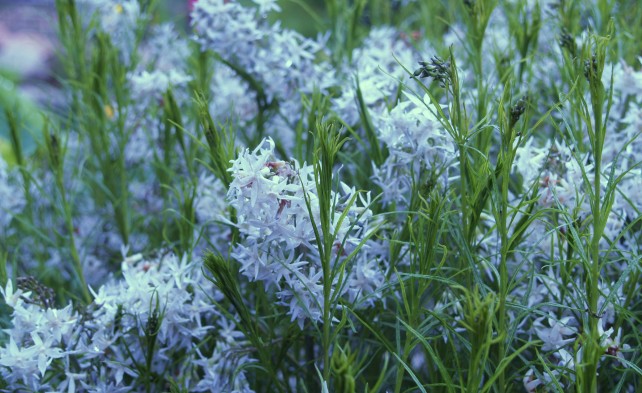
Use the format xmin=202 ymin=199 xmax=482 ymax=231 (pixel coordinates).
xmin=581 ymin=28 xmax=611 ymax=390
xmin=55 ymin=167 xmax=91 ymax=304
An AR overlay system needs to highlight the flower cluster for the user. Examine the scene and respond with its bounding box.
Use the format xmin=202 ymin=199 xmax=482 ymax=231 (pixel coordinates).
xmin=0 ymin=252 xmax=253 ymax=392
xmin=227 ymin=138 xmax=382 ymax=327
xmin=332 ymin=27 xmax=425 ymax=126
xmin=373 ymin=92 xmax=457 ymax=207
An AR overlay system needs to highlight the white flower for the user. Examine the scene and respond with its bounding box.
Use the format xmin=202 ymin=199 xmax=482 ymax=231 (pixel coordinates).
xmin=193 ymin=343 xmax=256 ymax=393
xmin=534 ymin=314 xmax=577 ymax=351
xmin=604 ymin=59 xmax=642 ymax=98
xmin=381 ymin=92 xmax=455 ymax=171
xmin=42 ymin=304 xmax=77 ymax=343
xmin=371 ymin=92 xmax=456 ymax=209
xmin=128 ymin=69 xmax=192 ymax=105
xmin=598 ymin=321 xmax=631 ymax=367
xmin=252 ymin=0 xmax=281 ymax=14
xmin=227 ymin=138 xmax=380 ymax=327
xmin=0 ymin=337 xmax=40 ymax=386
xmin=555 ymin=348 xmax=575 ymax=369
xmin=526 ymin=267 xmax=562 ymax=308
xmin=279 ymin=267 xmax=325 ymax=328
xmin=345 ymin=255 xmax=385 ymax=307
xmin=30 ymin=332 xmax=65 ymax=377
xmin=333 ymin=26 xmax=421 ymax=125
xmin=523 ymin=368 xmax=556 ymax=392
xmin=0 ymin=279 xmax=30 ymax=309
xmin=58 ymin=370 xmax=87 ymax=393
xmin=513 ymin=138 xmax=548 ymax=185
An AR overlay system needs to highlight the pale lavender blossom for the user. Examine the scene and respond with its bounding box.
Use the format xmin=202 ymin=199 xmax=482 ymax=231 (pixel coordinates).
xmin=332 ymin=26 xmax=423 ymax=126
xmin=128 ymin=69 xmax=192 ymax=106
xmin=209 ymin=65 xmax=257 ymax=125
xmin=140 ymin=23 xmax=191 ymax=72
xmin=252 ymin=0 xmax=280 ymax=14
xmin=373 ymin=92 xmax=456 ymax=207
xmin=0 ymin=251 xmax=246 ymax=391
xmin=193 ymin=342 xmax=255 ymax=393
xmin=598 ymin=321 xmax=631 ymax=367
xmin=523 ymin=368 xmax=556 ymax=393
xmin=192 ymin=0 xmax=337 ymax=152
xmin=192 ymin=0 xmax=333 ymax=103
xmin=227 ymin=138 xmax=382 ymax=327
xmin=0 ymin=280 xmax=76 ymax=389
xmin=513 ymin=137 xmax=549 ymax=186
xmin=533 ymin=314 xmax=577 ymax=351
xmin=603 ymin=58 xmax=642 ymax=99
xmin=529 ymin=139 xmax=593 ymax=212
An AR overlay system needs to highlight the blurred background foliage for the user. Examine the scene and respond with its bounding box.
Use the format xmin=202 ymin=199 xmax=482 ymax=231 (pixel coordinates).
xmin=0 ymin=0 xmax=450 ymax=164
xmin=0 ymin=0 xmax=329 ymax=161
